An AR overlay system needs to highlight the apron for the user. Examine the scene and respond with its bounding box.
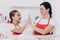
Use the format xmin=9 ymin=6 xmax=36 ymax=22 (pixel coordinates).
xmin=12 ymin=23 xmax=21 ymax=35
xmin=7 ymin=20 xmax=21 ymax=35
xmin=13 ymin=30 xmax=21 ymax=35
xmin=34 ymin=18 xmax=52 ymax=35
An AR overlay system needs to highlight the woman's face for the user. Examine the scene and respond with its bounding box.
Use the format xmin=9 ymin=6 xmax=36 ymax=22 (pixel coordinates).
xmin=40 ymin=5 xmax=49 ymax=16
xmin=13 ymin=12 xmax=21 ymax=23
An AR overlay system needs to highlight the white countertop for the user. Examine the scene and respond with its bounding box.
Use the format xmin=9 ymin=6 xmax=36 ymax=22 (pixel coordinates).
xmin=0 ymin=34 xmax=60 ymax=40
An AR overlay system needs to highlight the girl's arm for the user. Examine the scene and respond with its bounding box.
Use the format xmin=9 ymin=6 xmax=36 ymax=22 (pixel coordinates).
xmin=11 ymin=21 xmax=29 ymax=33
xmin=11 ymin=14 xmax=30 ymax=33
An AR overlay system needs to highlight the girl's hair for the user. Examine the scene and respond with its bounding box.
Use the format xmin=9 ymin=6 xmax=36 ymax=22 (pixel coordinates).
xmin=9 ymin=10 xmax=19 ymax=23
xmin=40 ymin=2 xmax=52 ymax=18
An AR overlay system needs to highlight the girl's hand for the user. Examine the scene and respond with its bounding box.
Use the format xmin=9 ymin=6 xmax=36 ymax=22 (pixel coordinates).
xmin=28 ymin=14 xmax=31 ymax=25
xmin=22 ymin=14 xmax=31 ymax=26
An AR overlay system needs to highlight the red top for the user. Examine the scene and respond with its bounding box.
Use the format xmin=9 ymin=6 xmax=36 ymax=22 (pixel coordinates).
xmin=12 ymin=23 xmax=21 ymax=35
xmin=6 ymin=20 xmax=21 ymax=35
xmin=34 ymin=18 xmax=51 ymax=35
xmin=13 ymin=32 xmax=21 ymax=35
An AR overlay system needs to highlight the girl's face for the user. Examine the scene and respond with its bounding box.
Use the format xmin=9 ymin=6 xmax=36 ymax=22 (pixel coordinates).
xmin=40 ymin=5 xmax=49 ymax=16
xmin=13 ymin=12 xmax=21 ymax=23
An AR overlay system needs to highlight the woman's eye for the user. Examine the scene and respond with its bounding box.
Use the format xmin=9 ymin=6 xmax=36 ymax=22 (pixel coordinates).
xmin=40 ymin=8 xmax=43 ymax=10
xmin=18 ymin=14 xmax=20 ymax=16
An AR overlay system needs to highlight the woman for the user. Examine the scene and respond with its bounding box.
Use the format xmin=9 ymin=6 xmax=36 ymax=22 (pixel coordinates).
xmin=30 ymin=2 xmax=55 ymax=35
xmin=9 ymin=10 xmax=29 ymax=35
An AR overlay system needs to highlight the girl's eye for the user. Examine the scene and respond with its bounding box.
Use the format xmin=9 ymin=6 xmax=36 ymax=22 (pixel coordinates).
xmin=18 ymin=14 xmax=21 ymax=16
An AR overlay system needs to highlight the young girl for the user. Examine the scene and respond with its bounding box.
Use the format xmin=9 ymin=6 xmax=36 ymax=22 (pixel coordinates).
xmin=9 ymin=10 xmax=30 ymax=35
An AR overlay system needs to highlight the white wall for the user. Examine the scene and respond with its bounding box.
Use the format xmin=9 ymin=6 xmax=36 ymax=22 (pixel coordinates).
xmin=9 ymin=0 xmax=43 ymax=7
xmin=54 ymin=0 xmax=60 ymax=35
xmin=0 ymin=0 xmax=44 ymax=20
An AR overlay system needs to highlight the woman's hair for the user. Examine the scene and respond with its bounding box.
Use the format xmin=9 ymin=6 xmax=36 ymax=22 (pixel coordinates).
xmin=9 ymin=10 xmax=19 ymax=23
xmin=40 ymin=2 xmax=52 ymax=18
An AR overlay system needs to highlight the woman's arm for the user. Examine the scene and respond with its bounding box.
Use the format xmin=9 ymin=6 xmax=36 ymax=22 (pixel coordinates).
xmin=30 ymin=24 xmax=55 ymax=35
